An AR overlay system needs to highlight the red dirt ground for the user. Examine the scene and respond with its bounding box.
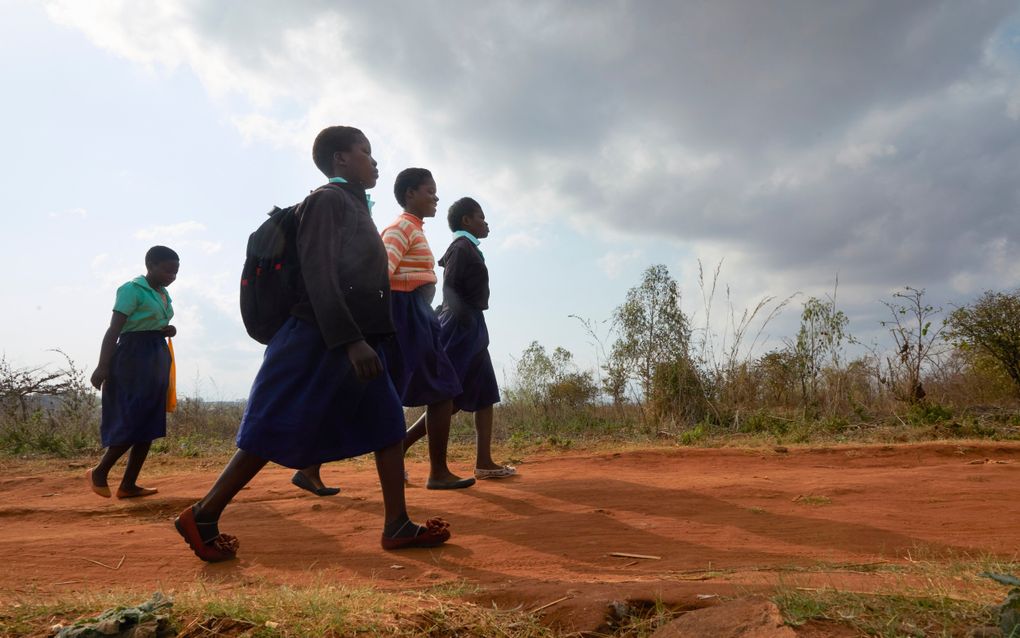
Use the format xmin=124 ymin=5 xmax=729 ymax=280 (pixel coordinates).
xmin=3 ymin=442 xmax=1020 ymax=634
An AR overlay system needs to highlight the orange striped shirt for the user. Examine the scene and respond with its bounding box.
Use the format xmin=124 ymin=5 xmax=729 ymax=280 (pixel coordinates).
xmin=380 ymin=213 xmax=438 ymax=292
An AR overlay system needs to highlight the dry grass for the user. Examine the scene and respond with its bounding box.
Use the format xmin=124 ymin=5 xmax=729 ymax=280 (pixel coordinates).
xmin=0 ymin=581 xmax=555 ymax=638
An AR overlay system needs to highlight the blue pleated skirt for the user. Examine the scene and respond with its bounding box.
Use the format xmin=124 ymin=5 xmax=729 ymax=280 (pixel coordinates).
xmin=236 ymin=317 xmax=406 ymax=469
xmin=438 ymin=308 xmax=501 ymax=412
xmin=100 ymin=331 xmax=170 ymax=447
xmin=388 ymin=289 xmax=463 ymax=407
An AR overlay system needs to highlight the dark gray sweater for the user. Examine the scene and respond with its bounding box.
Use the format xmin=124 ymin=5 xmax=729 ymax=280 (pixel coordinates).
xmin=291 ymin=183 xmax=393 ymax=348
xmin=438 ymin=236 xmax=489 ymax=318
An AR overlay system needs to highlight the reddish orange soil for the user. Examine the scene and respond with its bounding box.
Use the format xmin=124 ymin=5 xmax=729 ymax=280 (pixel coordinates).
xmin=3 ymin=442 xmax=1020 ymax=633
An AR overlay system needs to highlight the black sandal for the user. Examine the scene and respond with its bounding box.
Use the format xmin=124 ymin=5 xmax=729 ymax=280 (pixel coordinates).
xmin=291 ymin=471 xmax=341 ymax=496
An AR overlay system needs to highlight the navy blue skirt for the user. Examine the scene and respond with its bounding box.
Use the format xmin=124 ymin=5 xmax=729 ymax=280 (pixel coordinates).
xmin=236 ymin=317 xmax=406 ymax=469
xmin=100 ymin=331 xmax=170 ymax=447
xmin=388 ymin=290 xmax=462 ymax=407
xmin=438 ymin=308 xmax=501 ymax=412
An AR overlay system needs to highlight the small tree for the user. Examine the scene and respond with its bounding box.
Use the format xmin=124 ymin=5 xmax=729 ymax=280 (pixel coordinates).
xmin=944 ymin=290 xmax=1020 ymax=396
xmin=609 ymin=264 xmax=693 ymax=400
xmin=0 ymin=352 xmax=87 ymax=420
xmin=508 ymin=341 xmax=556 ymax=406
xmin=791 ymin=294 xmax=849 ymax=405
xmin=879 ymin=287 xmax=944 ymax=403
xmin=508 ymin=342 xmax=597 ymax=409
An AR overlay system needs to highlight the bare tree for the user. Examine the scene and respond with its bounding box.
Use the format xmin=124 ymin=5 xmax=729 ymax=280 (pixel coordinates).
xmin=879 ymin=287 xmax=945 ymax=403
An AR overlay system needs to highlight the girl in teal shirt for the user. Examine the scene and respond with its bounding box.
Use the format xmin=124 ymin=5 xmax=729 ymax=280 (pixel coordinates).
xmin=87 ymin=245 xmax=179 ymax=499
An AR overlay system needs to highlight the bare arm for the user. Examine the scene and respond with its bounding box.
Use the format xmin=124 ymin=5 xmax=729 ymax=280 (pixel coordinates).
xmin=91 ymin=312 xmax=128 ymax=390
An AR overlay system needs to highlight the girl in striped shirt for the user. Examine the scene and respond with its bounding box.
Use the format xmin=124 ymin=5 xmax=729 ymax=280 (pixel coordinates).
xmin=384 ymin=168 xmax=474 ymax=490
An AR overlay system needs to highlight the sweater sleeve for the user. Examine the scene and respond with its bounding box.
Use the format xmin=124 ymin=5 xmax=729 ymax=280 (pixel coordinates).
xmin=296 ymin=191 xmax=363 ymax=349
xmin=381 ymin=225 xmax=409 ymax=283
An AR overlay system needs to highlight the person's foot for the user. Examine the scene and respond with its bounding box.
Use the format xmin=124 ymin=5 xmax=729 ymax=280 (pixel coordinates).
xmin=425 ymin=472 xmax=475 ymax=490
xmin=474 ymin=465 xmax=517 ymax=479
xmin=291 ymin=471 xmax=341 ymax=496
xmin=86 ymin=468 xmax=111 ymax=498
xmin=381 ymin=514 xmax=451 ymax=550
xmin=116 ymin=485 xmax=158 ymax=499
xmin=174 ymin=505 xmax=239 ymax=562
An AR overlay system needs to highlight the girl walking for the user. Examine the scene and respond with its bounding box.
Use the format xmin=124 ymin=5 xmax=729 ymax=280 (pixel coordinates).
xmin=294 ymin=168 xmax=473 ymax=491
xmin=175 ymin=126 xmax=450 ymax=562
xmin=404 ymin=198 xmax=515 ymax=480
xmin=88 ymin=245 xmax=179 ymax=499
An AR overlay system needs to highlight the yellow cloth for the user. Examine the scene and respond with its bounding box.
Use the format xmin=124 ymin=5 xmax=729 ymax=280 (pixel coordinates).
xmin=166 ymin=337 xmax=177 ymax=413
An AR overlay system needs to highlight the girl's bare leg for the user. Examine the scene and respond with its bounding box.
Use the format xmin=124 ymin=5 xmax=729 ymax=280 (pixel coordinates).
xmin=91 ymin=444 xmax=130 ymax=486
xmin=118 ymin=441 xmax=153 ymax=492
xmin=473 ymin=405 xmax=500 ymax=470
xmin=403 ymin=411 xmax=428 ymax=453
xmin=193 ymin=450 xmax=268 ymax=530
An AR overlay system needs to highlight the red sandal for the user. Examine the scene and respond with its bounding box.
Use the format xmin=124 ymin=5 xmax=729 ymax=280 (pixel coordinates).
xmin=381 ymin=517 xmax=451 ymax=550
xmin=174 ymin=506 xmax=239 ymax=562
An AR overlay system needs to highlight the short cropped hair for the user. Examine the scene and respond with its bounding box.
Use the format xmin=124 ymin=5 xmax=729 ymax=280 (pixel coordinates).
xmin=145 ymin=245 xmax=179 ymax=267
xmin=311 ymin=126 xmax=365 ymax=177
xmin=393 ymin=168 xmax=433 ymax=208
xmin=447 ymin=197 xmax=481 ymax=232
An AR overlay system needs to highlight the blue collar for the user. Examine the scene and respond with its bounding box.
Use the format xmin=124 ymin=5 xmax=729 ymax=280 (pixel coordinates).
xmin=328 ymin=177 xmax=374 ymax=213
xmin=453 ymin=230 xmax=483 ymax=260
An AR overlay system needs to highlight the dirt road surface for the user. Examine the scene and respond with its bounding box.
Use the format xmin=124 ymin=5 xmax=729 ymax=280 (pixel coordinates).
xmin=3 ymin=442 xmax=1019 ymax=633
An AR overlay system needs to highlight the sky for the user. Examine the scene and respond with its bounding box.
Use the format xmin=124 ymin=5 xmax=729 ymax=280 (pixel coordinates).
xmin=3 ymin=0 xmax=1020 ymax=400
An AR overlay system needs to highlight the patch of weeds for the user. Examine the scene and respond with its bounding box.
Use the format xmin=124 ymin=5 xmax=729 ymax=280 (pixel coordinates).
xmin=418 ymin=579 xmax=481 ymax=598
xmin=407 ymin=598 xmax=553 ymax=638
xmin=793 ymin=495 xmax=832 ymax=506
xmin=603 ymin=598 xmax=687 ymax=637
xmin=678 ymin=423 xmax=706 ymax=446
xmin=819 ymin=416 xmax=850 ymax=434
xmin=151 ymin=434 xmax=233 ymax=458
xmin=507 ymin=430 xmax=533 ymax=450
xmin=545 ymin=435 xmax=572 ymax=450
xmin=739 ymin=411 xmax=790 ymax=436
xmin=908 ymin=402 xmax=954 ymax=425
xmin=0 ymin=410 xmax=96 ymax=457
xmin=774 ymin=586 xmax=996 ymax=637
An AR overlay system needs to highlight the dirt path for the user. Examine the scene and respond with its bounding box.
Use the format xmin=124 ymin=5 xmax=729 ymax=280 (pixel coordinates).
xmin=3 ymin=442 xmax=1019 ymax=632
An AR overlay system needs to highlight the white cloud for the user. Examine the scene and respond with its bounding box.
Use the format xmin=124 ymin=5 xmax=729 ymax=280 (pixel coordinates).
xmin=498 ymin=232 xmax=542 ymax=251
xmin=48 ymin=207 xmax=87 ymax=219
xmin=598 ymin=250 xmax=643 ymax=280
xmin=134 ymin=221 xmax=206 ymax=240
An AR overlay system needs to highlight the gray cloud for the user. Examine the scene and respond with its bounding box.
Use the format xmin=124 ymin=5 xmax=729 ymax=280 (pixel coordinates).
xmin=49 ymin=0 xmax=1020 ymax=303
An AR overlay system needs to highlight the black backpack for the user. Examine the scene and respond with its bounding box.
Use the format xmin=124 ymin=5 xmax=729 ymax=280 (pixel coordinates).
xmin=239 ymin=202 xmax=303 ymax=344
xmin=240 ymin=183 xmax=360 ymax=344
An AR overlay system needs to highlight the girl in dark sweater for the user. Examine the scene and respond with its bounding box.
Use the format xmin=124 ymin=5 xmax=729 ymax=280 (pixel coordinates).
xmin=403 ymin=197 xmax=515 ymax=479
xmin=174 ymin=126 xmax=450 ymax=562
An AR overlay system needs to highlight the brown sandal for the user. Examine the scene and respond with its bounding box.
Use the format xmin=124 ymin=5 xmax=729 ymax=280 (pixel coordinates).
xmin=86 ymin=469 xmax=111 ymax=498
xmin=381 ymin=517 xmax=451 ymax=550
xmin=116 ymin=486 xmax=158 ymax=499
xmin=174 ymin=506 xmax=239 ymax=562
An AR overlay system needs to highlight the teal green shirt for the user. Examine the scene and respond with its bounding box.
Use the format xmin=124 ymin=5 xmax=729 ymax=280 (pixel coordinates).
xmin=452 ymin=230 xmax=484 ymax=261
xmin=113 ymin=276 xmax=174 ymax=333
xmin=327 ymin=176 xmax=374 ymax=213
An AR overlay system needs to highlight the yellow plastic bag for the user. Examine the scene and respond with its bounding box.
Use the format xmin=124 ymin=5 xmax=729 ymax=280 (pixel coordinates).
xmin=166 ymin=337 xmax=177 ymax=413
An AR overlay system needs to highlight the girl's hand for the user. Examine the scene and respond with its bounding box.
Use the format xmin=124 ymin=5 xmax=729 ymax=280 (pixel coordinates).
xmin=90 ymin=367 xmax=108 ymax=390
xmin=345 ymin=340 xmax=382 ymax=382
xmin=162 ymin=325 xmax=177 ymax=337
